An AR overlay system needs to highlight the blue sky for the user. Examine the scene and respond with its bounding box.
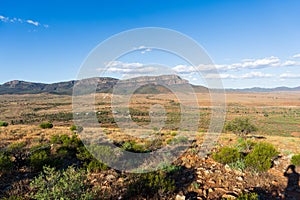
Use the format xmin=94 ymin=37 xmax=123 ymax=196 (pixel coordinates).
xmin=0 ymin=0 xmax=300 ymax=88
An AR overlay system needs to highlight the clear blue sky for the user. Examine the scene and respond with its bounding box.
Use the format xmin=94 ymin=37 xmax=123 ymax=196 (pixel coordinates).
xmin=1 ymin=0 xmax=300 ymax=88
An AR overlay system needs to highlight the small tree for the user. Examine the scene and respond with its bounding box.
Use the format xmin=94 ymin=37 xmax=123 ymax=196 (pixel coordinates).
xmin=39 ymin=122 xmax=53 ymax=129
xmin=225 ymin=117 xmax=258 ymax=136
xmin=225 ymin=117 xmax=258 ymax=152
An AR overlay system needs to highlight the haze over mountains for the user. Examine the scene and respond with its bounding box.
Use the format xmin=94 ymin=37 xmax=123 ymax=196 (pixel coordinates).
xmin=0 ymin=75 xmax=299 ymax=95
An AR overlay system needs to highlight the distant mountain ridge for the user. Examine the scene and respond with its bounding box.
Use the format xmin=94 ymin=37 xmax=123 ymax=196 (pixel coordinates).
xmin=227 ymin=86 xmax=300 ymax=93
xmin=0 ymin=75 xmax=208 ymax=95
xmin=0 ymin=75 xmax=299 ymax=95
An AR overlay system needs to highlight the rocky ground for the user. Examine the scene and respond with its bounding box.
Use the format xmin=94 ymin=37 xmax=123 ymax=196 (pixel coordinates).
xmin=2 ymin=148 xmax=300 ymax=199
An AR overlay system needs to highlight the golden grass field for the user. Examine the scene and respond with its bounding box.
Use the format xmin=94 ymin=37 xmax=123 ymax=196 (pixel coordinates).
xmin=0 ymin=91 xmax=299 ymax=153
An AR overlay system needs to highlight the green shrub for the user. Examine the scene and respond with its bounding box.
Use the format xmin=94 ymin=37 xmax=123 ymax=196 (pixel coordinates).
xmin=291 ymin=154 xmax=300 ymax=166
xmin=236 ymin=192 xmax=259 ymax=200
xmin=212 ymin=146 xmax=242 ymax=164
xmin=166 ymin=136 xmax=188 ymax=145
xmin=50 ymin=134 xmax=60 ymax=144
xmin=225 ymin=117 xmax=257 ymax=136
xmin=0 ymin=151 xmax=13 ymax=172
xmin=30 ymin=166 xmax=94 ymax=200
xmin=30 ymin=150 xmax=50 ymax=170
xmin=122 ymin=141 xmax=146 ymax=153
xmin=228 ymin=158 xmax=246 ymax=171
xmin=245 ymin=142 xmax=279 ymax=172
xmin=7 ymin=142 xmax=27 ymax=166
xmin=235 ymin=138 xmax=256 ymax=152
xmin=50 ymin=134 xmax=82 ymax=149
xmin=127 ymin=171 xmax=175 ymax=197
xmin=0 ymin=121 xmax=8 ymax=127
xmin=76 ymin=146 xmax=93 ymax=161
xmin=87 ymin=159 xmax=107 ymax=172
xmin=89 ymin=145 xmax=118 ymax=164
xmin=70 ymin=125 xmax=83 ymax=133
xmin=39 ymin=122 xmax=53 ymax=129
xmin=144 ymin=138 xmax=163 ymax=151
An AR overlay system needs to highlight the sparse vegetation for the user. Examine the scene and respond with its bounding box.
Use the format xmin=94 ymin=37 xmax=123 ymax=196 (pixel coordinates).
xmin=245 ymin=142 xmax=279 ymax=172
xmin=0 ymin=151 xmax=13 ymax=172
xmin=236 ymin=192 xmax=259 ymax=200
xmin=291 ymin=154 xmax=300 ymax=166
xmin=29 ymin=166 xmax=94 ymax=199
xmin=0 ymin=92 xmax=299 ymax=199
xmin=70 ymin=125 xmax=83 ymax=133
xmin=39 ymin=122 xmax=53 ymax=129
xmin=213 ymin=146 xmax=242 ymax=164
xmin=0 ymin=121 xmax=8 ymax=127
xmin=29 ymin=145 xmax=51 ymax=170
xmin=126 ymin=171 xmax=175 ymax=198
xmin=225 ymin=117 xmax=258 ymax=137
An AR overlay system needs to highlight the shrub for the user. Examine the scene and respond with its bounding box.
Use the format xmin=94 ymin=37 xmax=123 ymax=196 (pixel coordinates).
xmin=0 ymin=151 xmax=13 ymax=172
xmin=122 ymin=141 xmax=146 ymax=153
xmin=0 ymin=121 xmax=8 ymax=127
xmin=228 ymin=158 xmax=246 ymax=171
xmin=30 ymin=150 xmax=50 ymax=170
xmin=245 ymin=142 xmax=279 ymax=172
xmin=30 ymin=166 xmax=94 ymax=200
xmin=291 ymin=154 xmax=300 ymax=166
xmin=89 ymin=145 xmax=118 ymax=164
xmin=76 ymin=146 xmax=93 ymax=161
xmin=166 ymin=136 xmax=188 ymax=145
xmin=87 ymin=159 xmax=107 ymax=172
xmin=212 ymin=146 xmax=242 ymax=164
xmin=50 ymin=134 xmax=82 ymax=149
xmin=70 ymin=125 xmax=83 ymax=133
xmin=225 ymin=117 xmax=258 ymax=136
xmin=235 ymin=138 xmax=256 ymax=152
xmin=144 ymin=138 xmax=163 ymax=151
xmin=39 ymin=122 xmax=53 ymax=129
xmin=50 ymin=134 xmax=61 ymax=144
xmin=127 ymin=171 xmax=175 ymax=197
xmin=236 ymin=192 xmax=259 ymax=200
xmin=7 ymin=142 xmax=27 ymax=167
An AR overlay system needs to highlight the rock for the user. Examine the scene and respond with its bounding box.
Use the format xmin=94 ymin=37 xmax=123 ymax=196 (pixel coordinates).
xmin=272 ymin=180 xmax=278 ymax=186
xmin=236 ymin=176 xmax=243 ymax=181
xmin=224 ymin=164 xmax=231 ymax=172
xmin=208 ymin=188 xmax=214 ymax=193
xmin=233 ymin=169 xmax=243 ymax=176
xmin=106 ymin=174 xmax=116 ymax=182
xmin=196 ymin=179 xmax=203 ymax=184
xmin=175 ymin=194 xmax=186 ymax=200
xmin=203 ymin=189 xmax=208 ymax=197
xmin=214 ymin=187 xmax=227 ymax=194
xmin=273 ymin=160 xmax=280 ymax=166
xmin=222 ymin=194 xmax=237 ymax=199
xmin=196 ymin=189 xmax=203 ymax=195
xmin=186 ymin=164 xmax=192 ymax=169
xmin=204 ymin=170 xmax=210 ymax=175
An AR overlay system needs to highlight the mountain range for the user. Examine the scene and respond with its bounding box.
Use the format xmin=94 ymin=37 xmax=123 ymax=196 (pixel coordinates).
xmin=0 ymin=75 xmax=299 ymax=95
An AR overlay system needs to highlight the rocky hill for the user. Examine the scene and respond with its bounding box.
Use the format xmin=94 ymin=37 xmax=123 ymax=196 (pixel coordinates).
xmin=0 ymin=75 xmax=208 ymax=95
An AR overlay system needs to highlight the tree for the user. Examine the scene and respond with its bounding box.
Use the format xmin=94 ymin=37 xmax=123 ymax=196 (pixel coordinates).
xmin=224 ymin=117 xmax=258 ymax=152
xmin=224 ymin=117 xmax=258 ymax=137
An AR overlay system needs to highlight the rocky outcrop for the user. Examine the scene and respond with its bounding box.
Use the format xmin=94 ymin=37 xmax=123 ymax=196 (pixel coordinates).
xmin=0 ymin=75 xmax=208 ymax=95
